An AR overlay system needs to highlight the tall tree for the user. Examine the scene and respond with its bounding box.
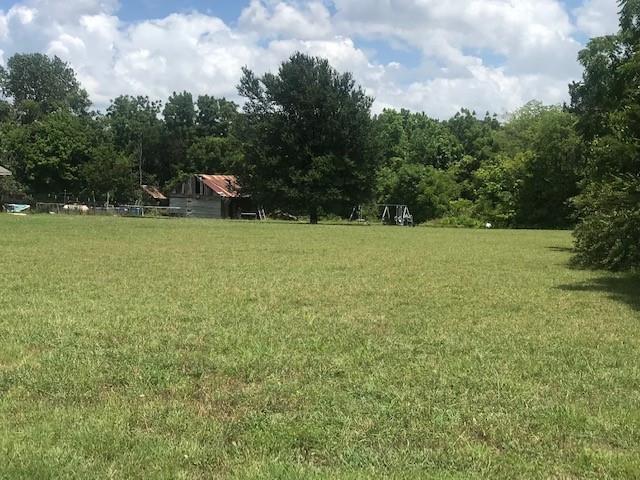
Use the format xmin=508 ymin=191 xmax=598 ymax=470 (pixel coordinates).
xmin=186 ymin=136 xmax=242 ymax=174
xmin=81 ymin=116 xmax=137 ymax=202
xmin=469 ymin=102 xmax=583 ymax=228
xmin=107 ymin=95 xmax=166 ymax=185
xmin=0 ymin=53 xmax=90 ymax=122
xmin=237 ymin=52 xmax=376 ymax=223
xmin=446 ymin=109 xmax=500 ymax=200
xmin=404 ymin=114 xmax=463 ymax=169
xmin=163 ymin=91 xmax=195 ymax=176
xmin=164 ymin=91 xmax=195 ymax=132
xmin=570 ymin=0 xmax=640 ymax=269
xmin=1 ymin=110 xmax=92 ymax=196
xmin=374 ymin=109 xmax=464 ymax=170
xmin=196 ymin=95 xmax=239 ymax=137
xmin=373 ymin=109 xmax=409 ymax=165
xmin=492 ymin=103 xmax=583 ymax=227
xmin=446 ymin=109 xmax=500 ymax=161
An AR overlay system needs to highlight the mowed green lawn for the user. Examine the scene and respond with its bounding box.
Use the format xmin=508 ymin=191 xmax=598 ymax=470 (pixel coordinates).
xmin=1 ymin=215 xmax=639 ymax=479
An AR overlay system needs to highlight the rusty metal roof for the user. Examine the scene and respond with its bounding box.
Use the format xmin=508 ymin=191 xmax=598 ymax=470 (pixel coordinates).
xmin=198 ymin=174 xmax=241 ymax=198
xmin=0 ymin=165 xmax=12 ymax=176
xmin=141 ymin=185 xmax=167 ymax=200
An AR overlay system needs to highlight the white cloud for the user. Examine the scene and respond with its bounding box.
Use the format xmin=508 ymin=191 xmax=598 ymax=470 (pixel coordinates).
xmin=239 ymin=0 xmax=332 ymax=39
xmin=387 ymin=68 xmax=571 ymax=119
xmin=25 ymin=0 xmax=119 ymax=19
xmin=326 ymin=0 xmax=585 ymax=116
xmin=574 ymin=0 xmax=619 ymax=37
xmin=0 ymin=0 xmax=622 ymax=118
xmin=332 ymin=0 xmax=581 ymax=77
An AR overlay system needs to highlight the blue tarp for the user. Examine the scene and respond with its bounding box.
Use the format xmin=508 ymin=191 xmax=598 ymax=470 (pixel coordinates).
xmin=5 ymin=204 xmax=30 ymax=213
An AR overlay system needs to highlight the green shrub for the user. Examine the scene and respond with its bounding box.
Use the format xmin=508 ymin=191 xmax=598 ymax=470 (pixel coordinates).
xmin=573 ymin=174 xmax=640 ymax=271
xmin=376 ymin=162 xmax=459 ymax=224
xmin=428 ymin=215 xmax=484 ymax=228
xmin=425 ymin=199 xmax=483 ymax=228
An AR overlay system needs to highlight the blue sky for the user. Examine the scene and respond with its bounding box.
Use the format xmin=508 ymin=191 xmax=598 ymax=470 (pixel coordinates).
xmin=108 ymin=0 xmax=589 ymax=22
xmin=0 ymin=0 xmax=621 ymax=117
xmin=115 ymin=1 xmax=246 ymax=23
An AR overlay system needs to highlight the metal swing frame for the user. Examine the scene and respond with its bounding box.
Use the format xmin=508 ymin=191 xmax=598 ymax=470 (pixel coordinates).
xmin=379 ymin=204 xmax=413 ymax=226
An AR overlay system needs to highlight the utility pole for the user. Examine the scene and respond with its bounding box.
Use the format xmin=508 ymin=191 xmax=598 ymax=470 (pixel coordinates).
xmin=138 ymin=135 xmax=143 ymax=186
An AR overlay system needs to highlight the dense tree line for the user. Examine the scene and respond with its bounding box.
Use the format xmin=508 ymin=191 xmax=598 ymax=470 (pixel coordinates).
xmin=0 ymin=0 xmax=638 ymax=269
xmin=0 ymin=54 xmax=583 ymax=228
xmin=0 ymin=54 xmax=242 ymax=203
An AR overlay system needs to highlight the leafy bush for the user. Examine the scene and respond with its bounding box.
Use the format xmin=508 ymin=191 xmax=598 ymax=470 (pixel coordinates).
xmin=428 ymin=215 xmax=484 ymax=228
xmin=376 ymin=161 xmax=459 ymax=223
xmin=573 ymin=174 xmax=640 ymax=271
xmin=472 ymin=153 xmax=527 ymax=227
xmin=430 ymin=199 xmax=484 ymax=228
xmin=0 ymin=175 xmax=29 ymax=204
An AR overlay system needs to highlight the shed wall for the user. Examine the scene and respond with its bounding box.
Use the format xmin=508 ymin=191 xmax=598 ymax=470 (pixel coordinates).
xmin=170 ymin=197 xmax=222 ymax=218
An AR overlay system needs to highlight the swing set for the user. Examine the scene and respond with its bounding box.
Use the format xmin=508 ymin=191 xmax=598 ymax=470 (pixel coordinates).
xmin=349 ymin=204 xmax=414 ymax=226
xmin=379 ymin=204 xmax=414 ymax=226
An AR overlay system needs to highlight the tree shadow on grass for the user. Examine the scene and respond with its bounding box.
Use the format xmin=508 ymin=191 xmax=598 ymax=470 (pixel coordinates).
xmin=556 ymin=274 xmax=640 ymax=312
xmin=546 ymin=246 xmax=574 ymax=253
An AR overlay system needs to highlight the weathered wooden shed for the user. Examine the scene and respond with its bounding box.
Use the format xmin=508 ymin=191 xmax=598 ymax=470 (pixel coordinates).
xmin=141 ymin=185 xmax=169 ymax=206
xmin=169 ymin=174 xmax=251 ymax=219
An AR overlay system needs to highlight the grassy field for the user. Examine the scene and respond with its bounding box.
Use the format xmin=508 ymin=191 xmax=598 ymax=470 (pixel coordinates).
xmin=1 ymin=215 xmax=639 ymax=479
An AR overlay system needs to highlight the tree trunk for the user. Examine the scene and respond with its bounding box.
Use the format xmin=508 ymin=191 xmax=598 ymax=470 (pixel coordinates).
xmin=309 ymin=208 xmax=318 ymax=224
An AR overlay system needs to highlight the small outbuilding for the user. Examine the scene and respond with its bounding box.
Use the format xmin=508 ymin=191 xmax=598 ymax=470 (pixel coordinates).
xmin=0 ymin=165 xmax=12 ymax=176
xmin=141 ymin=185 xmax=169 ymax=206
xmin=169 ymin=174 xmax=252 ymax=219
